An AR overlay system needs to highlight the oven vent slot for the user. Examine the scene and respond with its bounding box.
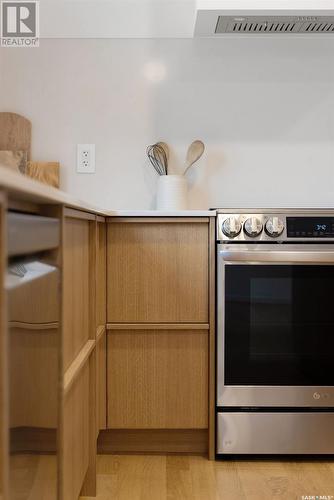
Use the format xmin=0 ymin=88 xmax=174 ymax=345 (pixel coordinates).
xmin=215 ymin=16 xmax=334 ymax=34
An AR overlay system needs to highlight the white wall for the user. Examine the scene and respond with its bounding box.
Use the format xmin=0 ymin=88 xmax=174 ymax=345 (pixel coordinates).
xmin=1 ymin=37 xmax=334 ymax=209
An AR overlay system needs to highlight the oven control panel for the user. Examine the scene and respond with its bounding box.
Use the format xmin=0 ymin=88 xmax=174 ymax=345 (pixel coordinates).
xmin=287 ymin=217 xmax=334 ymax=238
xmin=217 ymin=212 xmax=334 ymax=242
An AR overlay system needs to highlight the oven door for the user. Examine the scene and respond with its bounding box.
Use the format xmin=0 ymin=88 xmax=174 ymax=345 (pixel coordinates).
xmin=217 ymin=244 xmax=334 ymax=408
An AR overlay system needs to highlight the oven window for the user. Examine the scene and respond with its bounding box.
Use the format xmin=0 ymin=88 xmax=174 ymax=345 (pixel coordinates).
xmin=224 ymin=265 xmax=334 ymax=385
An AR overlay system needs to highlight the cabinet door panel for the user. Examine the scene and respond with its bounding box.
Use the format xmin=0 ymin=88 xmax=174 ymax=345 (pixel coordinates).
xmin=63 ymin=363 xmax=89 ymax=500
xmin=96 ymin=332 xmax=106 ymax=432
xmin=63 ymin=218 xmax=90 ymax=370
xmin=107 ymin=222 xmax=209 ymax=323
xmin=107 ymin=330 xmax=208 ymax=429
xmin=96 ymin=222 xmax=106 ymax=327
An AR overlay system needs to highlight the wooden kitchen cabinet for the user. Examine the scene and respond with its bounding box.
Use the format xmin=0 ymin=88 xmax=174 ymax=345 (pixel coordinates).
xmin=63 ymin=214 xmax=90 ymax=371
xmin=96 ymin=219 xmax=107 ymax=432
xmin=107 ymin=329 xmax=208 ymax=429
xmin=96 ymin=329 xmax=106 ymax=432
xmin=62 ymin=209 xmax=98 ymax=500
xmin=104 ymin=217 xmax=216 ymax=457
xmin=9 ymin=260 xmax=59 ymax=430
xmin=63 ymin=363 xmax=89 ymax=500
xmin=107 ymin=220 xmax=209 ymax=323
xmin=96 ymin=219 xmax=106 ymax=328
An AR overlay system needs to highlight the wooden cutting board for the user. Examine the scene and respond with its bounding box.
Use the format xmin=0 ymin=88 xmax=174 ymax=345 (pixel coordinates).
xmin=26 ymin=161 xmax=60 ymax=188
xmin=0 ymin=151 xmax=27 ymax=173
xmin=0 ymin=112 xmax=31 ymax=160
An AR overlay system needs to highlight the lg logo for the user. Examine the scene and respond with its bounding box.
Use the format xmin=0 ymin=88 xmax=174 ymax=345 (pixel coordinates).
xmin=313 ymin=392 xmax=330 ymax=401
xmin=1 ymin=1 xmax=39 ymax=46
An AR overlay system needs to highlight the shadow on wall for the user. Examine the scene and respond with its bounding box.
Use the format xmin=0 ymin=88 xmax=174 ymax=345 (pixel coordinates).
xmin=186 ymin=148 xmax=226 ymax=209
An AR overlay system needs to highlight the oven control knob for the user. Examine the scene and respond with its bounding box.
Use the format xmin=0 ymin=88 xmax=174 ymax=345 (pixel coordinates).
xmin=222 ymin=217 xmax=241 ymax=238
xmin=265 ymin=217 xmax=284 ymax=237
xmin=244 ymin=217 xmax=263 ymax=237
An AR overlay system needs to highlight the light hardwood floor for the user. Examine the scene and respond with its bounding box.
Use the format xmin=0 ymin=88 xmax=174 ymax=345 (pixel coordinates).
xmin=10 ymin=454 xmax=57 ymax=500
xmin=81 ymin=454 xmax=334 ymax=500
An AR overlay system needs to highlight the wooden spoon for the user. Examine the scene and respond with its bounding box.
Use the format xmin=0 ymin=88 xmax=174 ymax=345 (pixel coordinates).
xmin=183 ymin=140 xmax=205 ymax=176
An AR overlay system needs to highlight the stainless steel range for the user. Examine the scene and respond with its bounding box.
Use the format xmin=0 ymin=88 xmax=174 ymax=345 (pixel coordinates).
xmin=216 ymin=209 xmax=334 ymax=455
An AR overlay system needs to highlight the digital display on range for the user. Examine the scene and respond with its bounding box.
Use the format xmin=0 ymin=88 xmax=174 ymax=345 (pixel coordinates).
xmin=287 ymin=217 xmax=334 ymax=238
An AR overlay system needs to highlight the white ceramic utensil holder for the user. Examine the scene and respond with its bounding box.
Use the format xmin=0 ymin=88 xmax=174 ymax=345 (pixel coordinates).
xmin=156 ymin=175 xmax=188 ymax=210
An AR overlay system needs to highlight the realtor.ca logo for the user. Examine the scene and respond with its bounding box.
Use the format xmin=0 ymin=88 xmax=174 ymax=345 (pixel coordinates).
xmin=1 ymin=1 xmax=39 ymax=47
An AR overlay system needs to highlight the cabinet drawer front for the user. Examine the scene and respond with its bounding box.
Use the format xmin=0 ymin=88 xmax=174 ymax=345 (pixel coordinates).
xmin=107 ymin=222 xmax=209 ymax=323
xmin=107 ymin=330 xmax=208 ymax=429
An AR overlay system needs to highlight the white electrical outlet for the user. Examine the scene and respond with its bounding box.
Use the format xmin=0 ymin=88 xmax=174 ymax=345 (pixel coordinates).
xmin=77 ymin=144 xmax=95 ymax=173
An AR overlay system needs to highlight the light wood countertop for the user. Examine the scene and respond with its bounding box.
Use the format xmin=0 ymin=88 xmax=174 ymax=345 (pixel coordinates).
xmin=0 ymin=165 xmax=216 ymax=217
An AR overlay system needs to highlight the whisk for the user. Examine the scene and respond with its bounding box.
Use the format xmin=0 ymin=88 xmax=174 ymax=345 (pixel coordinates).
xmin=146 ymin=142 xmax=169 ymax=175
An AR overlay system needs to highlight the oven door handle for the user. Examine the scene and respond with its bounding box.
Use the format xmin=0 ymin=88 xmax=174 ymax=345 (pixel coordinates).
xmin=220 ymin=249 xmax=334 ymax=264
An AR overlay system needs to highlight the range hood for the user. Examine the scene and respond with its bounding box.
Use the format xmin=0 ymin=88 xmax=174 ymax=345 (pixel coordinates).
xmin=194 ymin=0 xmax=334 ymax=36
